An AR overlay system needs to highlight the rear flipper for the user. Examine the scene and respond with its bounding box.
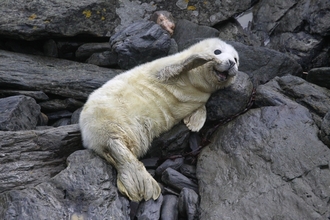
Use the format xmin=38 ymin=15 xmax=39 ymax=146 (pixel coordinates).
xmin=102 ymin=139 xmax=161 ymax=202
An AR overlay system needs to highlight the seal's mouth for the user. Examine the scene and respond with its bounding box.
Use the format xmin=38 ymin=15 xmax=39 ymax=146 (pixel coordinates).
xmin=214 ymin=68 xmax=230 ymax=82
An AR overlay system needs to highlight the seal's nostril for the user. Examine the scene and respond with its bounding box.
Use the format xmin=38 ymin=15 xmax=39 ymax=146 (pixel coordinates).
xmin=229 ymin=60 xmax=235 ymax=68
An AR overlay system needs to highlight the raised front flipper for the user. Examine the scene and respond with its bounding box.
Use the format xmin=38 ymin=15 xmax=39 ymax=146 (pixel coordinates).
xmin=183 ymin=105 xmax=207 ymax=132
xmin=157 ymin=54 xmax=214 ymax=81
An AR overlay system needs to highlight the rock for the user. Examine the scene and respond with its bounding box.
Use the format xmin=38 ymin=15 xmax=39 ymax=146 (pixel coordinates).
xmin=179 ymin=164 xmax=197 ymax=179
xmin=71 ymin=108 xmax=82 ymax=124
xmin=0 ymin=0 xmax=120 ymax=40
xmin=161 ymin=168 xmax=198 ymax=193
xmin=52 ymin=118 xmax=72 ymax=127
xmin=0 ymin=95 xmax=41 ymax=131
xmin=150 ymin=11 xmax=176 ymax=36
xmin=0 ymin=89 xmax=49 ymax=101
xmin=230 ymin=41 xmax=303 ymax=85
xmin=161 ymin=195 xmax=179 ymax=220
xmin=149 ymin=122 xmax=190 ymax=157
xmin=197 ymin=105 xmax=330 ymax=220
xmin=0 ymin=150 xmax=130 ymax=219
xmin=172 ymin=19 xmax=219 ymax=51
xmin=320 ymin=111 xmax=330 ymax=147
xmin=155 ymin=157 xmax=184 ymax=176
xmin=0 ymin=50 xmax=122 ymax=100
xmin=75 ymin=42 xmax=111 ymax=61
xmin=141 ymin=157 xmax=159 ymax=169
xmin=178 ymin=188 xmax=199 ymax=220
xmin=46 ymin=110 xmax=72 ymax=121
xmin=307 ymin=67 xmax=330 ymax=89
xmin=86 ymin=51 xmax=118 ymax=67
xmin=43 ymin=39 xmax=58 ymax=57
xmin=255 ymin=75 xmax=330 ymax=126
xmin=110 ymin=21 xmax=171 ymax=70
xmin=39 ymin=98 xmax=84 ymax=112
xmin=206 ymin=71 xmax=254 ymax=121
xmin=0 ymin=125 xmax=82 ymax=193
xmin=135 ymin=195 xmax=163 ymax=220
xmin=269 ymin=32 xmax=324 ymax=70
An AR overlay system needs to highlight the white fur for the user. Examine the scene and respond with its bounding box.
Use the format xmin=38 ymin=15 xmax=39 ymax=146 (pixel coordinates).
xmin=79 ymin=38 xmax=239 ymax=201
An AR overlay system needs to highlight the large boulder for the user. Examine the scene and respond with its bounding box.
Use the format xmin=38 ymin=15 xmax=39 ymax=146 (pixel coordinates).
xmin=0 ymin=50 xmax=122 ymax=100
xmin=197 ymin=104 xmax=330 ymax=220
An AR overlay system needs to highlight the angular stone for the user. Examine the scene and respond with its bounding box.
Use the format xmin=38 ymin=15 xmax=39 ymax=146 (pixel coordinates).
xmin=161 ymin=168 xmax=198 ymax=192
xmin=39 ymin=98 xmax=84 ymax=112
xmin=52 ymin=118 xmax=72 ymax=127
xmin=0 ymin=95 xmax=41 ymax=131
xmin=110 ymin=21 xmax=171 ymax=70
xmin=173 ymin=19 xmax=219 ymax=51
xmin=71 ymin=108 xmax=82 ymax=124
xmin=229 ymin=41 xmax=303 ymax=86
xmin=307 ymin=67 xmax=330 ymax=89
xmin=86 ymin=51 xmax=118 ymax=67
xmin=206 ymin=71 xmax=254 ymax=121
xmin=155 ymin=157 xmax=184 ymax=176
xmin=320 ymin=111 xmax=330 ymax=147
xmin=0 ymin=150 xmax=130 ymax=219
xmin=0 ymin=50 xmax=122 ymax=100
xmin=75 ymin=42 xmax=111 ymax=61
xmin=178 ymin=188 xmax=199 ymax=220
xmin=43 ymin=39 xmax=58 ymax=57
xmin=197 ymin=105 xmax=330 ymax=219
xmin=180 ymin=164 xmax=197 ymax=179
xmin=161 ymin=195 xmax=179 ymax=220
xmin=46 ymin=110 xmax=72 ymax=121
xmin=0 ymin=125 xmax=82 ymax=193
xmin=0 ymin=90 xmax=49 ymax=101
xmin=135 ymin=194 xmax=163 ymax=220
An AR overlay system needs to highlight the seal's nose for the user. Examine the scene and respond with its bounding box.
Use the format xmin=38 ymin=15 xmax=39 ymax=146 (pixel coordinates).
xmin=229 ymin=60 xmax=235 ymax=69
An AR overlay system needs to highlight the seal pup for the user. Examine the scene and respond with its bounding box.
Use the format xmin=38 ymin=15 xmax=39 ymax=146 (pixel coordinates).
xmin=79 ymin=38 xmax=239 ymax=201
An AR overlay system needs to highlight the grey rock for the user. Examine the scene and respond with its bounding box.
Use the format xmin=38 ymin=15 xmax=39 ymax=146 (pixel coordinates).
xmin=230 ymin=41 xmax=303 ymax=86
xmin=46 ymin=110 xmax=72 ymax=121
xmin=0 ymin=150 xmax=130 ymax=220
xmin=110 ymin=21 xmax=171 ymax=70
xmin=180 ymin=164 xmax=197 ymax=179
xmin=161 ymin=168 xmax=198 ymax=193
xmin=0 ymin=0 xmax=120 ymax=40
xmin=173 ymin=19 xmax=219 ymax=51
xmin=178 ymin=188 xmax=199 ymax=220
xmin=197 ymin=105 xmax=330 ymax=220
xmin=71 ymin=108 xmax=82 ymax=124
xmin=256 ymin=75 xmax=330 ymax=126
xmin=0 ymin=95 xmax=41 ymax=131
xmin=0 ymin=125 xmax=82 ymax=193
xmin=150 ymin=122 xmax=190 ymax=157
xmin=75 ymin=42 xmax=111 ymax=61
xmin=135 ymin=194 xmax=163 ymax=220
xmin=307 ymin=67 xmax=330 ymax=89
xmin=43 ymin=39 xmax=58 ymax=57
xmin=86 ymin=50 xmax=118 ymax=67
xmin=0 ymin=89 xmax=49 ymax=101
xmin=269 ymin=32 xmax=324 ymax=70
xmin=39 ymin=98 xmax=84 ymax=112
xmin=320 ymin=111 xmax=330 ymax=147
xmin=206 ymin=71 xmax=254 ymax=121
xmin=52 ymin=118 xmax=71 ymax=127
xmin=155 ymin=157 xmax=184 ymax=176
xmin=161 ymin=195 xmax=179 ymax=220
xmin=37 ymin=112 xmax=49 ymax=126
xmin=141 ymin=157 xmax=159 ymax=169
xmin=0 ymin=50 xmax=122 ymax=100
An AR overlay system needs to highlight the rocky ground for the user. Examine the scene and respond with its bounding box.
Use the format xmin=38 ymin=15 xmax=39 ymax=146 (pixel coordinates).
xmin=0 ymin=0 xmax=330 ymax=219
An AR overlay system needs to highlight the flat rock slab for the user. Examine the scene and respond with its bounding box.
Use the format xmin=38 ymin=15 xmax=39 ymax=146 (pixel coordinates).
xmin=0 ymin=95 xmax=41 ymax=131
xmin=0 ymin=50 xmax=122 ymax=100
xmin=197 ymin=104 xmax=330 ymax=220
xmin=0 ymin=150 xmax=130 ymax=220
xmin=0 ymin=124 xmax=82 ymax=193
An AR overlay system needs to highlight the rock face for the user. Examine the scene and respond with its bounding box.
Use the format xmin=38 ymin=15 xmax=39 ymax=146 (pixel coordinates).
xmin=0 ymin=0 xmax=330 ymax=219
xmin=197 ymin=104 xmax=330 ymax=220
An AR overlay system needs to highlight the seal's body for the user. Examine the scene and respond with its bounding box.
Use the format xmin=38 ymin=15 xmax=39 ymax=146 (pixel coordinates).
xmin=79 ymin=38 xmax=239 ymax=201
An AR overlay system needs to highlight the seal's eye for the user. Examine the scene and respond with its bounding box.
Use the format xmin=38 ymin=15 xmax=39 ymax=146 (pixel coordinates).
xmin=214 ymin=49 xmax=222 ymax=55
xmin=234 ymin=58 xmax=238 ymax=63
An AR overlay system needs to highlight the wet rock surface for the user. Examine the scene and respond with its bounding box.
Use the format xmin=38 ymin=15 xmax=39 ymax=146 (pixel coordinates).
xmin=0 ymin=1 xmax=330 ymax=219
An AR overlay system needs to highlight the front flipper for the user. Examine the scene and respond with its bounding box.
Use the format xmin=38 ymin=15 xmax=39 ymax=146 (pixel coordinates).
xmin=157 ymin=54 xmax=214 ymax=81
xmin=183 ymin=105 xmax=207 ymax=132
